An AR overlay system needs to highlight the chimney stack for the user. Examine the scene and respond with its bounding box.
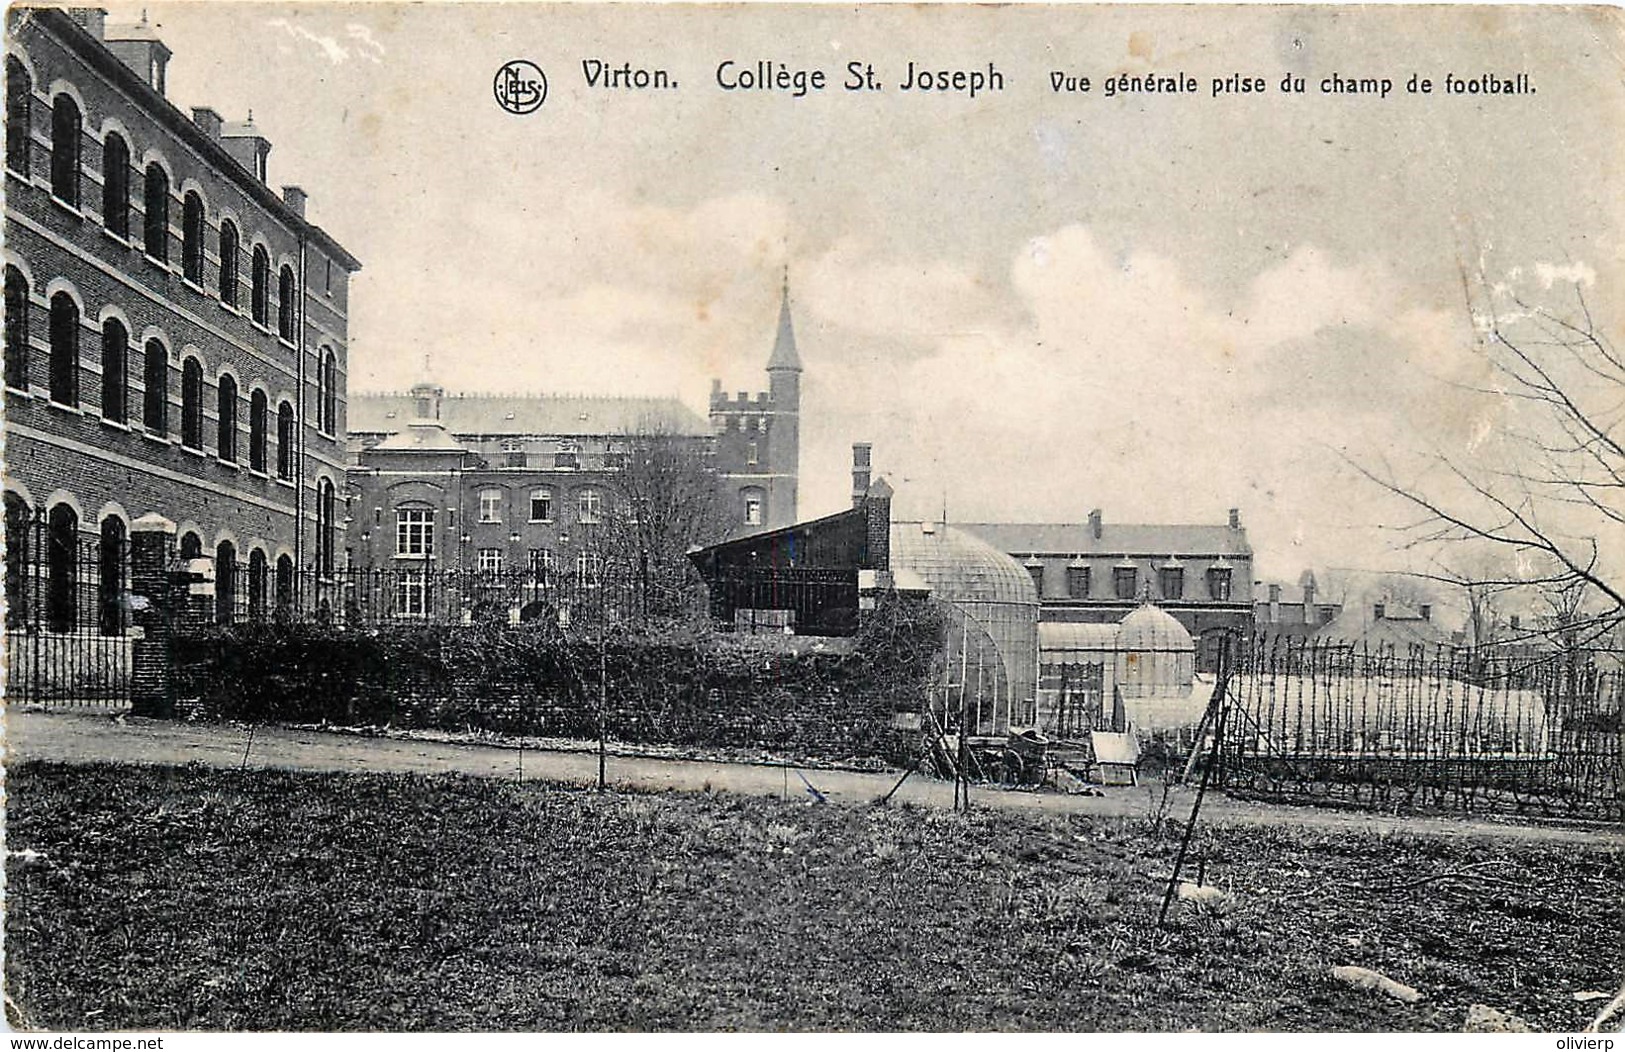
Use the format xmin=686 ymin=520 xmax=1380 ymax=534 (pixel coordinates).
xmin=281 ymin=186 xmax=308 ymax=219
xmin=1374 ymin=602 xmax=1386 ymax=621
xmin=863 ymin=477 xmax=893 ymax=572
xmin=1088 ymin=508 xmax=1103 ymax=540
xmin=1228 ymin=507 xmax=1241 ymax=530
xmin=851 ymin=443 xmax=872 ymax=509
xmin=1302 ymin=575 xmax=1316 ymax=624
xmin=191 ymin=108 xmax=222 ymax=140
xmin=1420 ymin=604 xmax=1432 ymax=622
xmin=68 ymin=8 xmax=107 ymax=40
xmin=1268 ymin=583 xmax=1281 ymax=624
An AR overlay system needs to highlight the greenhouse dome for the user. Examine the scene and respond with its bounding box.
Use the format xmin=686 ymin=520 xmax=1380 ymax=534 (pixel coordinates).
xmin=890 ymin=521 xmax=1040 ymax=735
xmin=1117 ymin=602 xmax=1196 ymax=698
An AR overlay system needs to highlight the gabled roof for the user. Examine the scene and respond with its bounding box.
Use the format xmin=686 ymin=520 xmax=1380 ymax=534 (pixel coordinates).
xmin=371 ymin=422 xmax=467 ymax=453
xmin=959 ymin=522 xmax=1252 ymax=557
xmin=1315 ymin=609 xmax=1452 ymax=649
xmin=349 ymin=393 xmax=709 ymax=438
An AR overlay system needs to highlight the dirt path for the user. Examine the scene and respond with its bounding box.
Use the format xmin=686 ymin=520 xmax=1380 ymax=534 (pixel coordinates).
xmin=5 ymin=707 xmax=1620 ymax=847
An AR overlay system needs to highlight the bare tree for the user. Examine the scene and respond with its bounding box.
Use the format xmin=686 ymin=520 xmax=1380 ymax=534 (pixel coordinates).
xmin=1355 ymin=273 xmax=1624 ymax=650
xmin=601 ymin=421 xmax=734 ymax=619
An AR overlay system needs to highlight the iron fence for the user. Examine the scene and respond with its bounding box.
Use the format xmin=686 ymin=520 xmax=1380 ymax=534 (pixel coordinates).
xmin=1218 ymin=636 xmax=1624 ymax=821
xmin=2 ymin=504 xmax=132 ymax=707
xmin=207 ymin=563 xmax=699 ymax=630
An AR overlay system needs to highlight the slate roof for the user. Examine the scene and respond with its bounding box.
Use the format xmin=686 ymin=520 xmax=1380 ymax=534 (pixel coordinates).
xmin=1316 ymin=607 xmax=1453 ymax=649
xmin=349 ymin=393 xmax=709 ymax=438
xmin=958 ymin=522 xmax=1252 ymax=557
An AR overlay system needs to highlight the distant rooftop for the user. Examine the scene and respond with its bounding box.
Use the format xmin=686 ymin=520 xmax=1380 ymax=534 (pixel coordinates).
xmin=349 ymin=392 xmax=709 ymax=438
xmin=959 ymin=521 xmax=1252 ymax=558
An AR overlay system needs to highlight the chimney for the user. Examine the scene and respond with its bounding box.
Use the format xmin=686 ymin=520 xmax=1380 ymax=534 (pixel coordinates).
xmin=221 ymin=117 xmax=272 ymax=182
xmin=863 ymin=477 xmax=893 ymax=572
xmin=1302 ymin=575 xmax=1316 ymax=624
xmin=68 ymin=8 xmax=107 ymax=40
xmin=1374 ymin=602 xmax=1386 ymax=621
xmin=282 ymin=186 xmax=308 ymax=219
xmin=1420 ymin=604 xmax=1432 ymax=622
xmin=191 ymin=107 xmax=222 ymax=141
xmin=1088 ymin=508 xmax=1103 ymax=540
xmin=1268 ymin=583 xmax=1281 ymax=624
xmin=104 ymin=16 xmax=172 ymax=96
xmin=851 ymin=442 xmax=872 ymax=509
xmin=1228 ymin=508 xmax=1241 ymax=530
xmin=1510 ymin=614 xmax=1521 ymax=632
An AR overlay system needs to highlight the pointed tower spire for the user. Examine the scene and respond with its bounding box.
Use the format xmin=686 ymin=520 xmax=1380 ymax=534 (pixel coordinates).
xmin=767 ymin=268 xmax=803 ymax=373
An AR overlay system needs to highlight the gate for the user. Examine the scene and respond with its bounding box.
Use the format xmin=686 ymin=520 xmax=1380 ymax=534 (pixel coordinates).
xmin=3 ymin=503 xmax=133 ymax=708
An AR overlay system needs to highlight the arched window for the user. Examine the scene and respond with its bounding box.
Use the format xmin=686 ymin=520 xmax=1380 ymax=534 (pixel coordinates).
xmin=249 ymin=388 xmax=268 ymax=472
xmin=46 ymin=502 xmax=78 ymax=633
xmin=276 ymin=400 xmax=295 ymax=480
xmin=250 ymin=246 xmax=270 ymax=326
xmin=319 ymin=348 xmax=337 ymax=433
xmin=248 ymin=548 xmax=268 ymax=621
xmin=274 ymin=554 xmax=294 ymax=619
xmin=142 ymin=339 xmax=167 ymax=434
xmin=218 ymin=220 xmax=239 ymax=306
xmin=48 ymin=291 xmax=78 ymax=407
xmin=143 ymin=163 xmax=168 ymax=261
xmin=5 ymin=493 xmax=31 ymax=626
xmin=50 ymin=93 xmax=80 ymax=207
xmin=5 ymin=57 xmax=30 ymax=176
xmin=180 ymin=357 xmax=203 ymax=450
xmin=4 ymin=265 xmax=28 ymax=391
xmin=181 ymin=191 xmax=205 ymax=285
xmin=278 ymin=265 xmax=297 ymax=341
xmin=179 ymin=531 xmax=202 ymax=560
xmin=316 ymin=478 xmax=335 ymax=575
xmin=98 ymin=515 xmax=125 ymax=636
xmin=101 ymin=132 xmax=129 ymax=238
xmin=215 ymin=539 xmax=236 ymax=624
xmin=217 ymin=373 xmax=238 ymax=462
xmin=100 ymin=318 xmax=127 ymax=424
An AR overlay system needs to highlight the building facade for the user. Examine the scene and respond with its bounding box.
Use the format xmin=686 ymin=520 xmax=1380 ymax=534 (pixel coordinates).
xmin=959 ymin=509 xmax=1254 ymax=668
xmin=345 ymin=288 xmax=801 ymax=587
xmin=1252 ymin=571 xmax=1343 ymax=642
xmin=4 ymin=8 xmax=359 ymax=626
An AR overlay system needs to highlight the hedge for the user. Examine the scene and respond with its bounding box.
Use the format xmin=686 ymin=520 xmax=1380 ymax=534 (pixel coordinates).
xmin=167 ymin=596 xmax=944 ymax=766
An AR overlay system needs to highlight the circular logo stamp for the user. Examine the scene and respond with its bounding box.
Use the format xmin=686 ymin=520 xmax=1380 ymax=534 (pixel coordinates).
xmin=494 ymin=60 xmax=548 ymax=115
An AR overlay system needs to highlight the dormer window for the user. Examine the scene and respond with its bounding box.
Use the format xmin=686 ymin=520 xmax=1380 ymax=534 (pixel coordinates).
xmin=1206 ymin=567 xmax=1233 ymax=602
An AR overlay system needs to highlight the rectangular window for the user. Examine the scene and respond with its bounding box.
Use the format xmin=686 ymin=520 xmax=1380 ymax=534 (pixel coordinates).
xmin=743 ymin=495 xmax=763 ymax=526
xmin=577 ymin=489 xmax=601 ymax=524
xmin=395 ymin=571 xmax=428 ymax=617
xmin=1160 ymin=567 xmax=1185 ymax=601
xmin=1066 ymin=565 xmax=1090 ymax=599
xmin=746 ymin=441 xmax=759 ymax=466
xmin=396 ymin=507 xmax=434 ymax=557
xmin=1206 ymin=568 xmax=1233 ymax=602
xmin=575 ymin=550 xmax=603 ymax=587
xmin=529 ymin=548 xmax=554 ymax=580
xmin=477 ymin=548 xmax=504 ymax=573
xmin=1113 ymin=566 xmax=1138 ymax=601
xmin=479 ymin=488 xmax=502 ymax=523
xmin=529 ymin=489 xmax=553 ymax=522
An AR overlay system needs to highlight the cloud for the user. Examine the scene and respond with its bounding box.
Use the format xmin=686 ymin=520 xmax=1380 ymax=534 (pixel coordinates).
xmin=265 ymin=18 xmax=381 ymax=66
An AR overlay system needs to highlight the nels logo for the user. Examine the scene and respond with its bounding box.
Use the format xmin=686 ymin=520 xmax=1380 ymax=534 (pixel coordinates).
xmin=494 ymin=60 xmax=548 ymax=114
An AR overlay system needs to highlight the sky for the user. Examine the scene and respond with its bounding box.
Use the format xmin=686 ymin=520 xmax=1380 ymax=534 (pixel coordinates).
xmin=117 ymin=3 xmax=1625 ymax=595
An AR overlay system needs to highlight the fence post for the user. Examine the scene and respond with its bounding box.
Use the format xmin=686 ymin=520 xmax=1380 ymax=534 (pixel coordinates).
xmin=128 ymin=513 xmax=176 ymax=717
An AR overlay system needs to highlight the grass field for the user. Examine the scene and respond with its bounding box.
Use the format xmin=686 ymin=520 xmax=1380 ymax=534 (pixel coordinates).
xmin=4 ymin=760 xmax=1621 ymax=1031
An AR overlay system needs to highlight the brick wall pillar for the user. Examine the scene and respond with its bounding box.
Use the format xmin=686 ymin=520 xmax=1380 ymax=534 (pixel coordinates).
xmin=178 ymin=556 xmax=217 ymax=632
xmin=128 ymin=513 xmax=176 ymax=717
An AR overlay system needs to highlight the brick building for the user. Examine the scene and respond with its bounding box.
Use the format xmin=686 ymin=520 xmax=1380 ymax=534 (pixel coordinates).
xmin=4 ymin=8 xmax=360 ymax=625
xmin=1252 ymin=570 xmax=1343 ymax=642
xmin=345 ymin=282 xmax=802 ymax=586
xmin=959 ymin=510 xmax=1254 ymax=668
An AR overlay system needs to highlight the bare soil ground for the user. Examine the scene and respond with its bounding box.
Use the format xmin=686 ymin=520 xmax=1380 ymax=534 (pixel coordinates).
xmin=4 ymin=759 xmax=1621 ymax=1032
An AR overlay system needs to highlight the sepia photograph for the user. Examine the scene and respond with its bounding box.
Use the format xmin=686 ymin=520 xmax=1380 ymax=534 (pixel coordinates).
xmin=2 ymin=0 xmax=1623 ymax=1036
